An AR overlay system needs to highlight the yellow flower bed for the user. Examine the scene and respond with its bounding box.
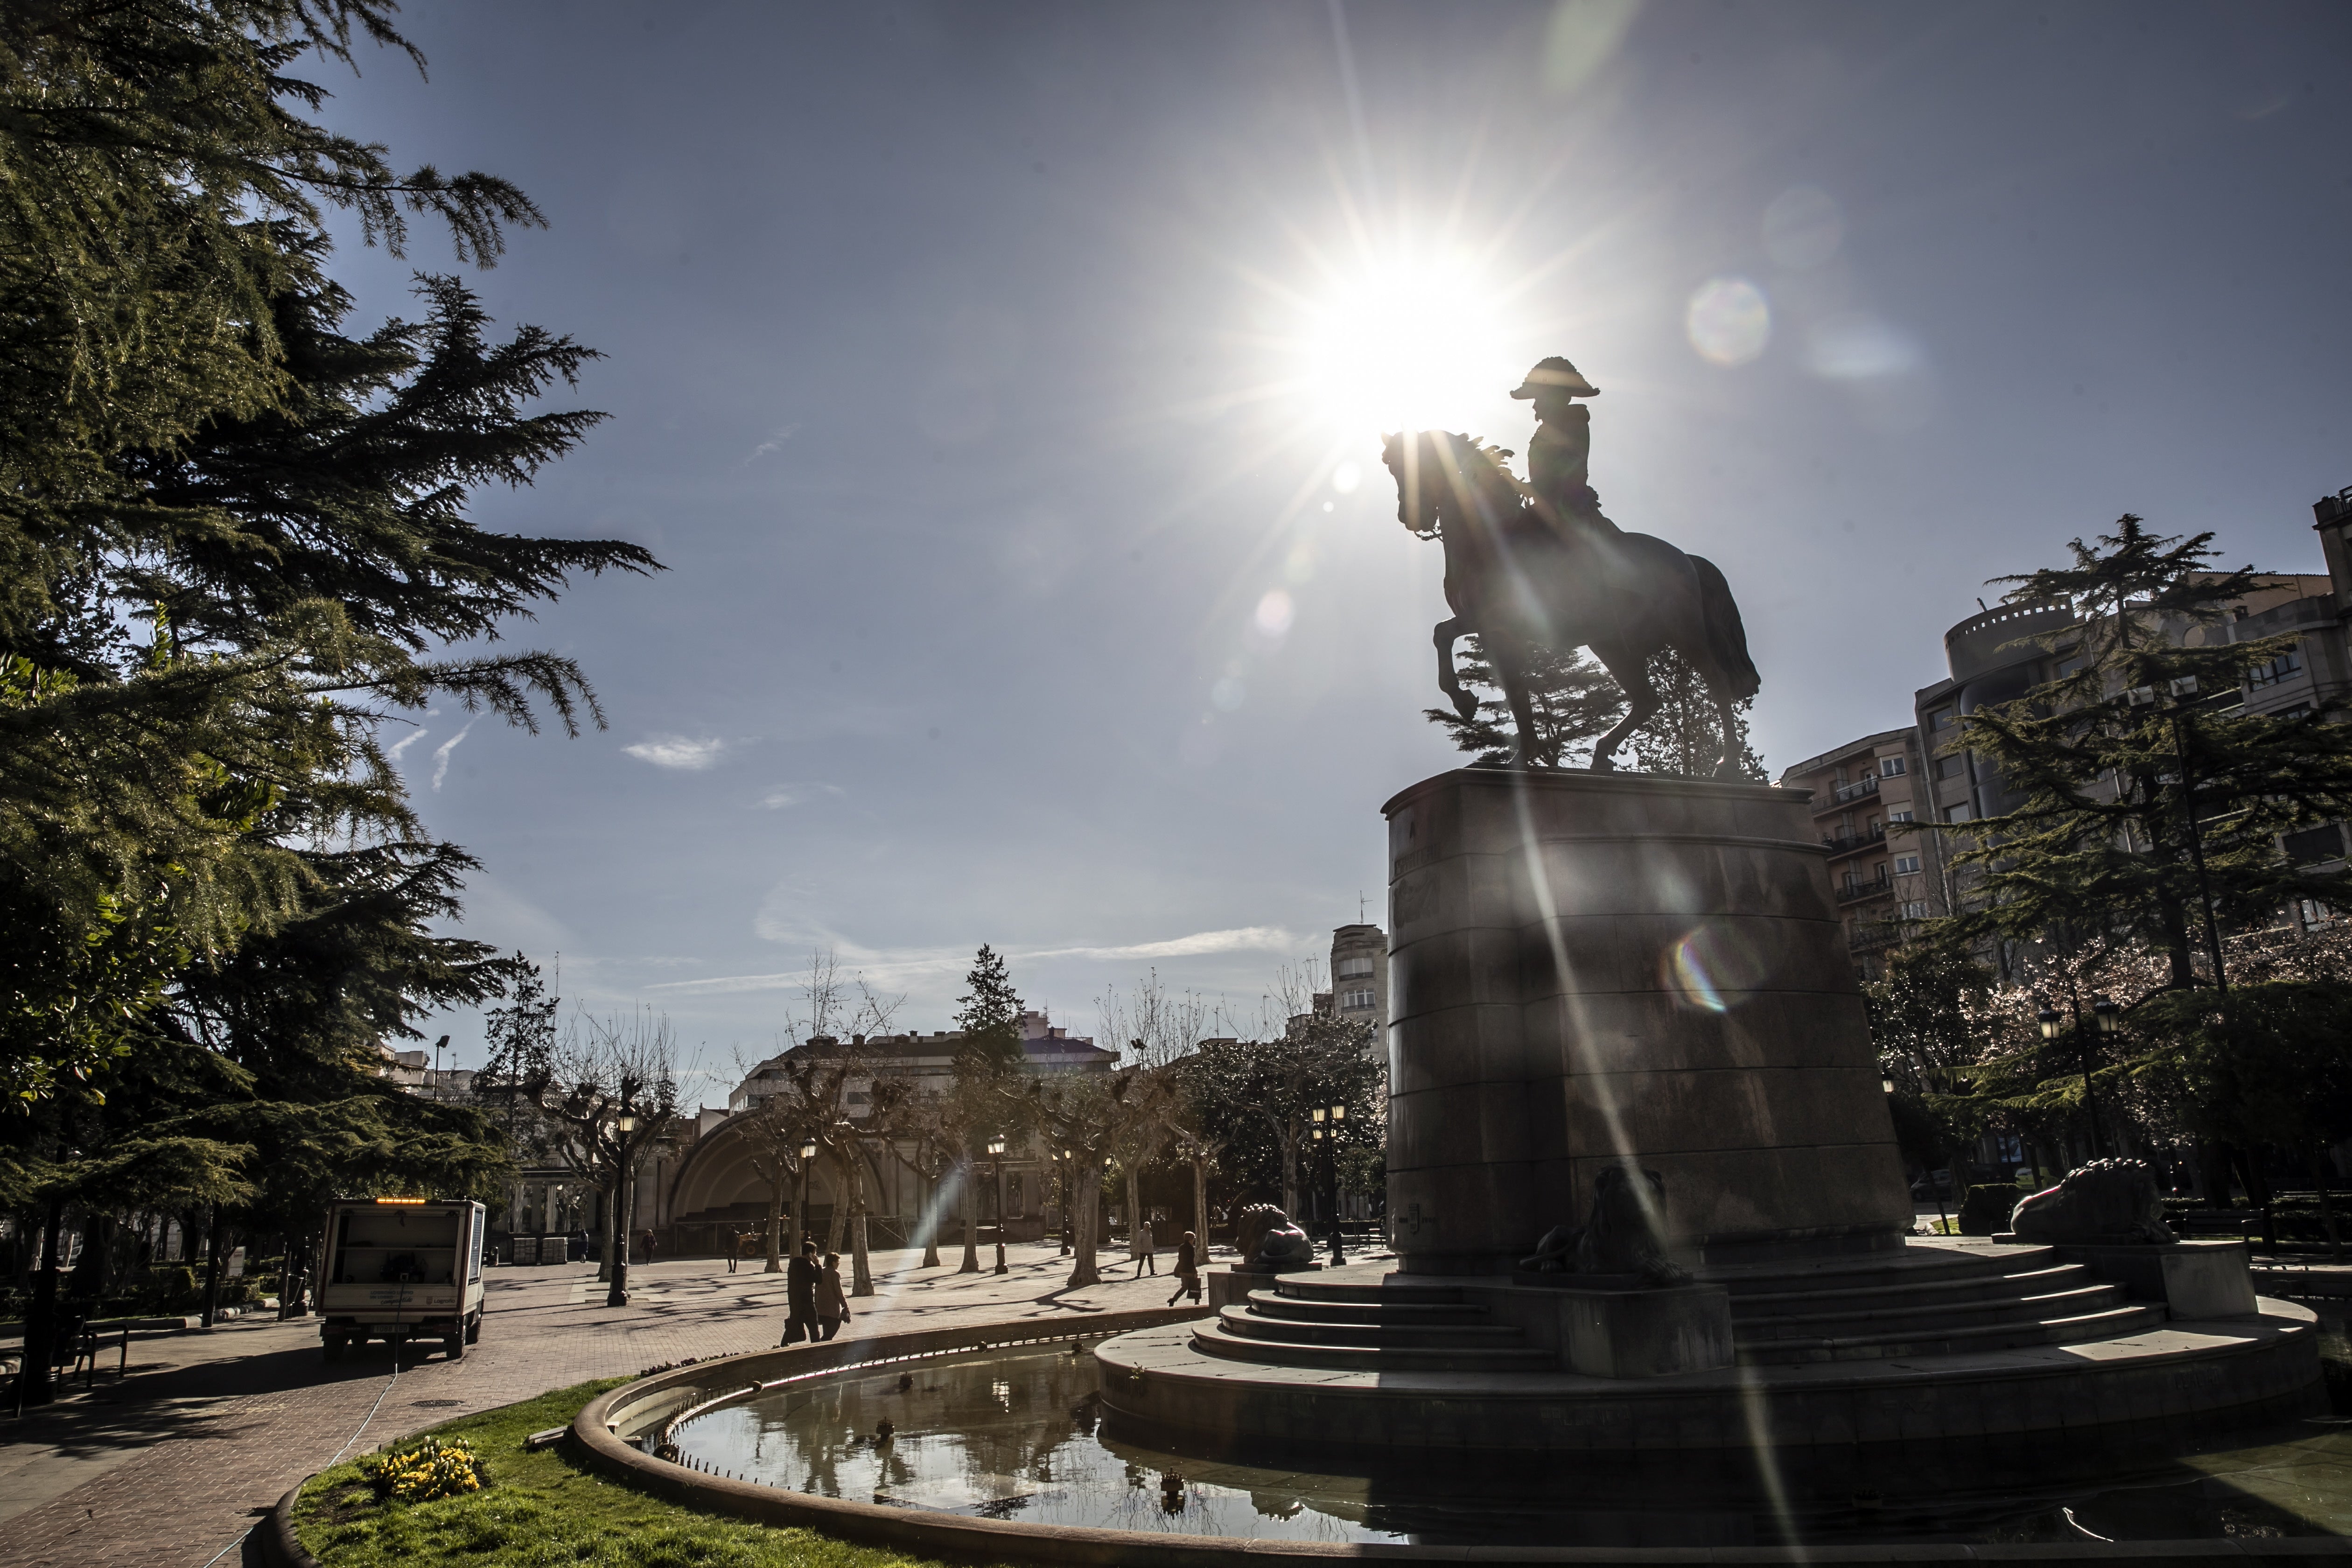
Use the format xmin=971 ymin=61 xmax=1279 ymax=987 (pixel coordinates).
xmin=360 ymin=1436 xmax=485 ymax=1504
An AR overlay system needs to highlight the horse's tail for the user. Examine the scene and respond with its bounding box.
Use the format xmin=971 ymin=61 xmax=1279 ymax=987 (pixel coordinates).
xmin=1690 ymin=555 xmax=1761 ymax=700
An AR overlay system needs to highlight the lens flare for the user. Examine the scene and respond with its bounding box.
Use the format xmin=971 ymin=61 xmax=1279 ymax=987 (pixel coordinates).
xmin=1254 ymin=589 xmax=1295 ymax=638
xmin=1685 ymin=276 xmax=1771 ymax=366
xmin=1663 ymin=924 xmax=1768 ymax=1012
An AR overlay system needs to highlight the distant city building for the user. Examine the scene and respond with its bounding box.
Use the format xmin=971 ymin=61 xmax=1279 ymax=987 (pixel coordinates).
xmin=667 ymin=1008 xmax=1115 ymax=1256
xmin=1326 ymin=922 xmax=1387 ymax=1052
xmin=1774 ymin=729 xmax=1947 ymax=980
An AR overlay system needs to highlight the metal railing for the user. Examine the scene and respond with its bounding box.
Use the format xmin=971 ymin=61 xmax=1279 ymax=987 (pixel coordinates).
xmin=1813 ymin=774 xmax=1879 ymax=813
xmin=1821 ymin=824 xmax=1887 ymax=857
xmin=1837 ymin=875 xmax=1892 ymax=904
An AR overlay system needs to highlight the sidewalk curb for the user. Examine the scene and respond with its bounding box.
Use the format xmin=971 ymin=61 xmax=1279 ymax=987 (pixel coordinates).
xmin=262 ymin=1486 xmax=320 ymax=1568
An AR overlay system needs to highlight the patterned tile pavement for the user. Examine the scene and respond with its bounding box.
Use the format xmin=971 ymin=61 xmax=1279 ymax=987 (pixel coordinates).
xmin=0 ymin=1240 xmax=1229 ymax=1568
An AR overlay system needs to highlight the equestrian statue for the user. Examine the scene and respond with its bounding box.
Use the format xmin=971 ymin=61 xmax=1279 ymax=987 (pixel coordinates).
xmin=1379 ymin=356 xmax=1760 ymax=776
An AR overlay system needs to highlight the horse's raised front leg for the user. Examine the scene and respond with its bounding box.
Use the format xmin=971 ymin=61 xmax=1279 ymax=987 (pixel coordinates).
xmin=1433 ymin=616 xmax=1475 ymax=722
xmin=1587 ymin=643 xmax=1659 ymax=773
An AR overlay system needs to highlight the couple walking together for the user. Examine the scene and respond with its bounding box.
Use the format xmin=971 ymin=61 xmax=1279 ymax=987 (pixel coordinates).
xmin=778 ymin=1239 xmax=851 ymax=1344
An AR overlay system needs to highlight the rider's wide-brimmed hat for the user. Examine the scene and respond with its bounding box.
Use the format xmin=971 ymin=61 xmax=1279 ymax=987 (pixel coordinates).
xmin=1509 ymin=356 xmax=1600 ymax=399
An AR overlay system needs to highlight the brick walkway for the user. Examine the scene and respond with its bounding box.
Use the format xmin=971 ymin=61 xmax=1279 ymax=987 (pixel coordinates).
xmin=0 ymin=1241 xmax=1231 ymax=1568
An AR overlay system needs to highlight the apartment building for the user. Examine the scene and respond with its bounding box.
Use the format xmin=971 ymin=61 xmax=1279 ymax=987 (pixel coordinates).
xmin=1774 ymin=728 xmax=1946 ymax=980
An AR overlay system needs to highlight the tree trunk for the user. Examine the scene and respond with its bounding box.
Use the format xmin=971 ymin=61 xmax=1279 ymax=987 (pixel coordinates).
xmin=1125 ymin=1167 xmax=1144 ymax=1267
xmin=2310 ymin=1146 xmax=2343 ymax=1264
xmin=1280 ymin=1127 xmax=1301 ymax=1217
xmin=199 ymin=1211 xmax=226 ymax=1328
xmin=2193 ymin=1140 xmax=2235 ymax=1208
xmin=1191 ymin=1154 xmax=1210 ymax=1257
xmin=20 ymin=1192 xmax=66 ymax=1405
xmin=958 ymin=1155 xmax=980 ymax=1274
xmin=765 ymin=1165 xmax=786 ymax=1273
xmin=1065 ymin=1161 xmax=1103 ymax=1289
xmin=2232 ymin=1145 xmax=2277 ymax=1250
xmin=847 ymin=1147 xmax=874 ymax=1297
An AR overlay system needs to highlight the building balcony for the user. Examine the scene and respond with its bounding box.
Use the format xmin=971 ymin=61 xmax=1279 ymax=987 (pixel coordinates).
xmin=1848 ymin=919 xmax=1907 ymax=953
xmin=1811 ymin=774 xmax=1879 ymax=815
xmin=1836 ymin=873 xmax=1892 ymax=905
xmin=1821 ymin=824 xmax=1887 ymax=859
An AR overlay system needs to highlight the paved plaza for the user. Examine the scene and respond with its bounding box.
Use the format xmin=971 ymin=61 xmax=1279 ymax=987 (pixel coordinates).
xmin=0 ymin=1241 xmax=1238 ymax=1568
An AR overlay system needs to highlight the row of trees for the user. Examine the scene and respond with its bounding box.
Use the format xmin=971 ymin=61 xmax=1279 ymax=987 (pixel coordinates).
xmin=1867 ymin=516 xmax=2352 ymax=1251
xmin=720 ymin=948 xmax=1386 ymax=1295
xmin=1 ymin=2 xmax=650 ymax=1399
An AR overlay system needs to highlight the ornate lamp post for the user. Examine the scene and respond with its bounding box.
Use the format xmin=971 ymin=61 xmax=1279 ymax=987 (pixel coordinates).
xmin=605 ymin=1097 xmax=639 ymax=1308
xmin=2037 ymin=1002 xmax=2106 ymax=1161
xmin=987 ymin=1134 xmax=1008 ymax=1274
xmin=797 ymin=1137 xmax=816 ymax=1255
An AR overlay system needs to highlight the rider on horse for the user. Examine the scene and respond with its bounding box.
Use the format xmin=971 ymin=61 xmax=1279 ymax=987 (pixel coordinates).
xmin=1509 ymin=356 xmax=1622 ymax=544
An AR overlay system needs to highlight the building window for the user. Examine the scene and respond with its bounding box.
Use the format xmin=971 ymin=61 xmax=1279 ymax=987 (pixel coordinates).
xmin=1901 ymin=901 xmax=1931 ymax=919
xmin=1948 ymin=803 xmax=1974 ymax=823
xmin=1894 ymin=855 xmax=1921 ymax=875
xmin=2056 ymin=655 xmax=2087 ymax=678
xmin=2284 ymin=824 xmax=2345 ymax=866
xmin=1335 ymin=956 xmax=1375 ymax=980
xmin=2249 ymin=647 xmax=2302 ymax=687
xmin=1931 ymin=707 xmax=1956 ymax=729
xmin=1341 ymin=988 xmax=1377 ymax=1012
xmin=1878 ymin=756 xmax=1907 ymax=777
xmin=1937 ymin=754 xmax=1967 ymax=779
xmin=1889 ymin=810 xmax=1914 ymax=823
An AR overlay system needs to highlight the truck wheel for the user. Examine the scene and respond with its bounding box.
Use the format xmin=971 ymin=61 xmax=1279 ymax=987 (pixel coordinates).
xmin=443 ymin=1330 xmax=465 ymax=1361
xmin=464 ymin=1314 xmax=481 ymax=1345
xmin=322 ymin=1337 xmax=343 ymax=1363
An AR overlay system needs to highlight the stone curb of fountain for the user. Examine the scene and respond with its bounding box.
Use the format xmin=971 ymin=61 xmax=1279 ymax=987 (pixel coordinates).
xmin=552 ymin=1310 xmax=2352 ymax=1568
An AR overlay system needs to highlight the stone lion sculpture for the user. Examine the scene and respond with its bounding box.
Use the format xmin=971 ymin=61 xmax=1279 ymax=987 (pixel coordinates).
xmin=1520 ymin=1165 xmax=1689 ymax=1287
xmin=2009 ymin=1157 xmax=2176 ymax=1245
xmin=1234 ymin=1204 xmax=1317 ymax=1272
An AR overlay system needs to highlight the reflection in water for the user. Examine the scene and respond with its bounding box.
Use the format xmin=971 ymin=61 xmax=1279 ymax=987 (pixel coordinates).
xmin=667 ymin=1342 xmax=2352 ymax=1547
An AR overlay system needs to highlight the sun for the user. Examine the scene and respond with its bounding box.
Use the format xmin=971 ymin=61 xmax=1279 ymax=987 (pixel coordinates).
xmin=1298 ymin=253 xmax=1512 ymax=440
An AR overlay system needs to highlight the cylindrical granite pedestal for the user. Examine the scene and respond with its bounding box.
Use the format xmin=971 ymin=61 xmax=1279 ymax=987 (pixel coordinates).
xmin=1383 ymin=768 xmax=1912 ymax=1275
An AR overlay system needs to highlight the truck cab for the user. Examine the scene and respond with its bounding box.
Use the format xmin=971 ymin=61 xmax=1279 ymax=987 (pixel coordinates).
xmin=318 ymin=1197 xmax=486 ymax=1362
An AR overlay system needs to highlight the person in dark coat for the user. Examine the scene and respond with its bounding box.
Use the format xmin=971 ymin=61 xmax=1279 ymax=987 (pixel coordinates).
xmin=781 ymin=1239 xmax=822 ymax=1344
xmin=1166 ymin=1230 xmax=1201 ymax=1306
xmin=817 ymin=1252 xmax=851 ymax=1341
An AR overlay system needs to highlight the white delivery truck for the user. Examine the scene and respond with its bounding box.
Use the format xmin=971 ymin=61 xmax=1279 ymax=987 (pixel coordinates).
xmin=318 ymin=1197 xmax=486 ymax=1362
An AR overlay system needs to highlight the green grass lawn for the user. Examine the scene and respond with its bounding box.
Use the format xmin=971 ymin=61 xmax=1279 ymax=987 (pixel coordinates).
xmin=294 ymin=1379 xmax=987 ymax=1568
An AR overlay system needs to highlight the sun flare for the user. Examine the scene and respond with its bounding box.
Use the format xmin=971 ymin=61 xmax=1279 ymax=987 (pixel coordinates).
xmin=1298 ymin=255 xmax=1511 ymax=439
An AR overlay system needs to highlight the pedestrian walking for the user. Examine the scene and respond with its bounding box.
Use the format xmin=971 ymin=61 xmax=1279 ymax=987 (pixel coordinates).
xmin=818 ymin=1252 xmax=851 ymax=1342
xmin=1166 ymin=1230 xmax=1201 ymax=1306
xmin=1132 ymin=1219 xmax=1157 ymax=1276
xmin=781 ymin=1240 xmax=822 ymax=1344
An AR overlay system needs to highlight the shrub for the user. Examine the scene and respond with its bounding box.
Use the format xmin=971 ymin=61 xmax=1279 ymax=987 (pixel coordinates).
xmin=361 ymin=1436 xmax=486 ymax=1504
xmin=1958 ymin=1184 xmax=2022 ymax=1236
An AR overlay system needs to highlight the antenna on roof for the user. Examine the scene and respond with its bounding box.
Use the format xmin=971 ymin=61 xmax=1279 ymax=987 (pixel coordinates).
xmin=1976 ymin=597 xmax=1988 ymax=612
xmin=1358 ymin=890 xmax=1367 ymax=924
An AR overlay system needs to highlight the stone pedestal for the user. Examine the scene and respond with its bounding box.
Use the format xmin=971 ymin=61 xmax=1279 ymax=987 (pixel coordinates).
xmin=1206 ymin=1266 xmax=1316 ymax=1310
xmin=2052 ymin=1239 xmax=2260 ymax=1319
xmin=1383 ymin=768 xmax=1911 ymax=1274
xmin=1552 ymin=1283 xmax=1734 ymax=1378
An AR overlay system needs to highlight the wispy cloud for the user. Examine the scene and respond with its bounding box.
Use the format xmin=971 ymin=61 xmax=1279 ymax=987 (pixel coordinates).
xmin=741 ymin=423 xmax=800 ymax=465
xmin=756 ymin=782 xmax=846 ymax=809
xmin=644 ymin=925 xmax=1299 ymax=995
xmin=430 ymin=718 xmax=478 ymax=791
xmin=625 ymin=735 xmax=728 ymax=770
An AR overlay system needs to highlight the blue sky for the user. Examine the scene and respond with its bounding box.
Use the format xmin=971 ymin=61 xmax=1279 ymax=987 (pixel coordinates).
xmin=315 ymin=1 xmax=2352 ymax=1099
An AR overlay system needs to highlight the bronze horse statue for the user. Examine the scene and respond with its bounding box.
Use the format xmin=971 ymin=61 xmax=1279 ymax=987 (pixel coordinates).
xmin=1380 ymin=429 xmax=1759 ymax=776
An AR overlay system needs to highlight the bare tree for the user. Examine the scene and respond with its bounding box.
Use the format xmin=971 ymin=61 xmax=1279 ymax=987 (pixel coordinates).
xmin=1098 ymin=971 xmax=1214 ymax=1261
xmin=1014 ymin=1064 xmax=1169 ymax=1289
xmin=483 ymin=1006 xmax=682 ymax=1282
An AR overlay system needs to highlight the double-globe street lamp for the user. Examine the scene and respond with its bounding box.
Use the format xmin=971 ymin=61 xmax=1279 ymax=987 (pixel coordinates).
xmin=605 ymin=1097 xmax=640 ymax=1308
xmin=2036 ymin=995 xmax=2121 ymax=1161
xmin=798 ymin=1137 xmax=817 ymax=1257
xmin=1311 ymin=1103 xmax=1347 ymax=1266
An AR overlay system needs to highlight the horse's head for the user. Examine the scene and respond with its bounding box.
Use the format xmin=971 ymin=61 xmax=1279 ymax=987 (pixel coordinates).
xmin=1380 ymin=429 xmax=1457 ymax=540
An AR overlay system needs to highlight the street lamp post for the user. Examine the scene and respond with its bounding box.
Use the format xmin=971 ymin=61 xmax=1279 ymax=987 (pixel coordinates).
xmin=606 ymin=1097 xmax=639 ymax=1308
xmin=2037 ymin=1002 xmax=2106 ymax=1161
xmin=1312 ymin=1104 xmax=1347 ymax=1266
xmin=987 ymin=1134 xmax=1008 ymax=1274
xmin=798 ymin=1138 xmax=816 ymax=1257
xmin=1058 ymin=1147 xmax=1073 ymax=1256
